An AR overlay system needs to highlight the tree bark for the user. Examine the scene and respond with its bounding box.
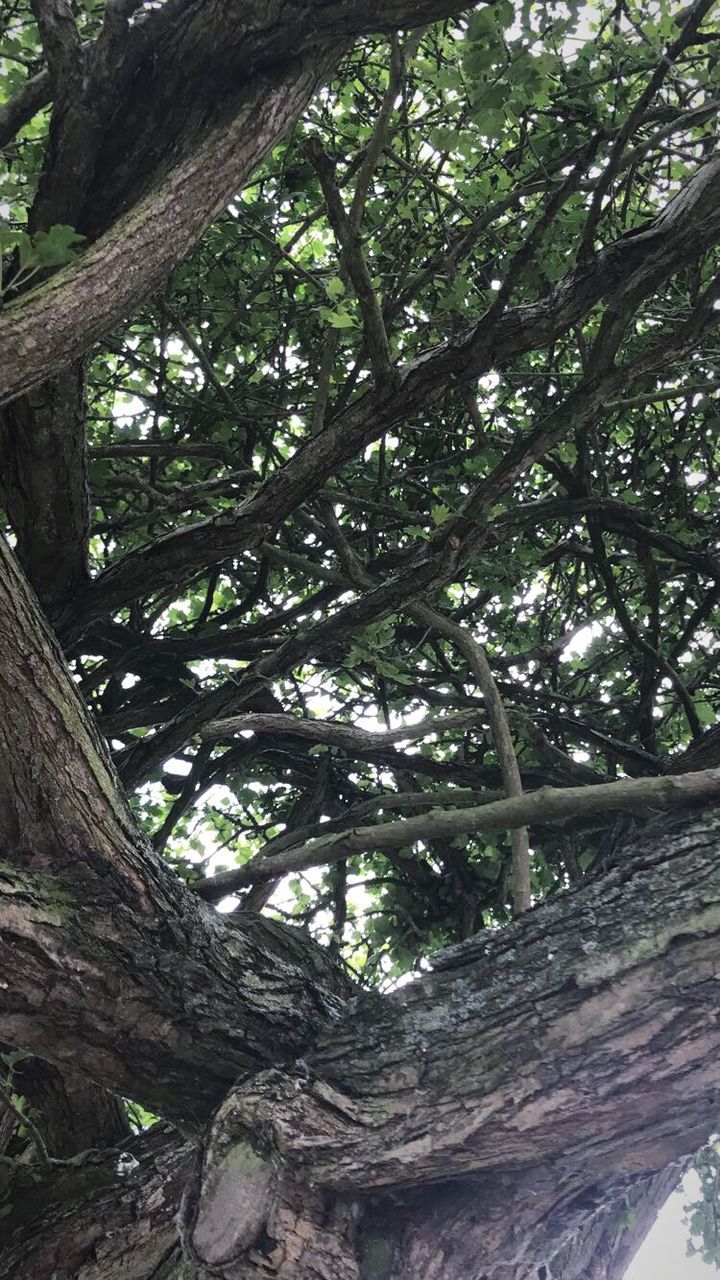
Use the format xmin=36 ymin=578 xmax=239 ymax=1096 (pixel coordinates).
xmin=0 ymin=1123 xmax=193 ymax=1277
xmin=0 ymin=532 xmax=353 ymax=1126
xmin=0 ymin=367 xmax=89 ymax=616
xmin=0 ymin=0 xmax=474 ymax=410
xmin=2 ymin=4 xmax=720 ymax=1272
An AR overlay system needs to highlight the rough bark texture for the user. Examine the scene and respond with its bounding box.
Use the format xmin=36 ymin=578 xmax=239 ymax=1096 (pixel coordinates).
xmin=0 ymin=1124 xmax=193 ymax=1277
xmin=3 ymin=516 xmax=719 ymax=1275
xmin=1 ymin=499 xmax=714 ymax=1275
xmin=0 ymin=533 xmax=352 ymax=1125
xmin=0 ymin=366 xmax=89 ymax=616
xmin=0 ymin=0 xmax=475 ymax=409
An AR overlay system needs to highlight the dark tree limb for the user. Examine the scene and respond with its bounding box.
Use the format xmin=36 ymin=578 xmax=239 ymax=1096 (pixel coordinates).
xmin=0 ymin=367 xmax=89 ymax=617
xmin=0 ymin=1123 xmax=192 ymax=1277
xmin=64 ymin=153 xmax=720 ymax=634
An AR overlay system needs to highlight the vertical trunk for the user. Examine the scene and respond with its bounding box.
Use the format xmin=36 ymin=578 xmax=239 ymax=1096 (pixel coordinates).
xmin=0 ymin=367 xmax=89 ymax=619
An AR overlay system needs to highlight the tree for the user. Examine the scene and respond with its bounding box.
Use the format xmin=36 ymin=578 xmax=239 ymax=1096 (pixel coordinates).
xmin=2 ymin=0 xmax=720 ymax=1274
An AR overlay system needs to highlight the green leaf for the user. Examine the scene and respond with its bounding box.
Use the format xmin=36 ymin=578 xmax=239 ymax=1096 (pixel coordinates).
xmin=326 ymin=308 xmax=356 ymax=329
xmin=326 ymin=276 xmax=346 ymax=301
xmin=32 ymin=224 xmax=85 ymax=267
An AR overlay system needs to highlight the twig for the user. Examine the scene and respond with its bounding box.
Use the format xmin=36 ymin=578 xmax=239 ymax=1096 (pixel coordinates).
xmin=0 ymin=1080 xmax=51 ymax=1171
xmin=411 ymin=603 xmax=532 ymax=915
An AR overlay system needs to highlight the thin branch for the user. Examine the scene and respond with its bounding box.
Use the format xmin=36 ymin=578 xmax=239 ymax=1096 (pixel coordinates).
xmin=0 ymin=1080 xmax=51 ymax=1172
xmin=411 ymin=603 xmax=531 ymax=915
xmin=349 ymin=32 xmax=418 ymax=228
xmin=304 ymin=136 xmax=395 ymax=388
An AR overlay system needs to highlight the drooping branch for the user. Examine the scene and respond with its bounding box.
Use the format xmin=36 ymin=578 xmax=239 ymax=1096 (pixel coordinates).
xmin=411 ymin=602 xmax=532 ymax=915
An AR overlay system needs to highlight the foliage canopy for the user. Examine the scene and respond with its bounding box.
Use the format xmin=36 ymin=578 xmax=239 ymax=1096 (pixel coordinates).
xmin=3 ymin=0 xmax=719 ymax=973
xmin=2 ymin=0 xmax=720 ymax=1266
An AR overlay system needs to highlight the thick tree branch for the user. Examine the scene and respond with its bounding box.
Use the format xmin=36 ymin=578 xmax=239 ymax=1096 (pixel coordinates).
xmin=0 ymin=367 xmax=90 ymax=617
xmin=0 ymin=1124 xmax=192 ymax=1278
xmin=197 ymin=799 xmax=720 ymax=1195
xmin=0 ymin=69 xmax=52 ymax=151
xmin=0 ymin=56 xmax=337 ymax=408
xmin=30 ymin=0 xmax=82 ymax=91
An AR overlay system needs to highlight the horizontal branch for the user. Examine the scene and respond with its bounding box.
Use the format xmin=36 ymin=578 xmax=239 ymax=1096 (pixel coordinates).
xmin=207 ymin=768 xmax=720 ymax=891
xmin=200 ymin=708 xmax=483 ymax=749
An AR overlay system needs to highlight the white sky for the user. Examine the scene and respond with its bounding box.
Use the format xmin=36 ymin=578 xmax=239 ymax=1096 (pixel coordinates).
xmin=627 ymin=1174 xmax=714 ymax=1279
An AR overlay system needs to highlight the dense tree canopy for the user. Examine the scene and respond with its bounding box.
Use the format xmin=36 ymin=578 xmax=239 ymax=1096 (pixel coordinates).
xmin=2 ymin=0 xmax=720 ymax=1276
